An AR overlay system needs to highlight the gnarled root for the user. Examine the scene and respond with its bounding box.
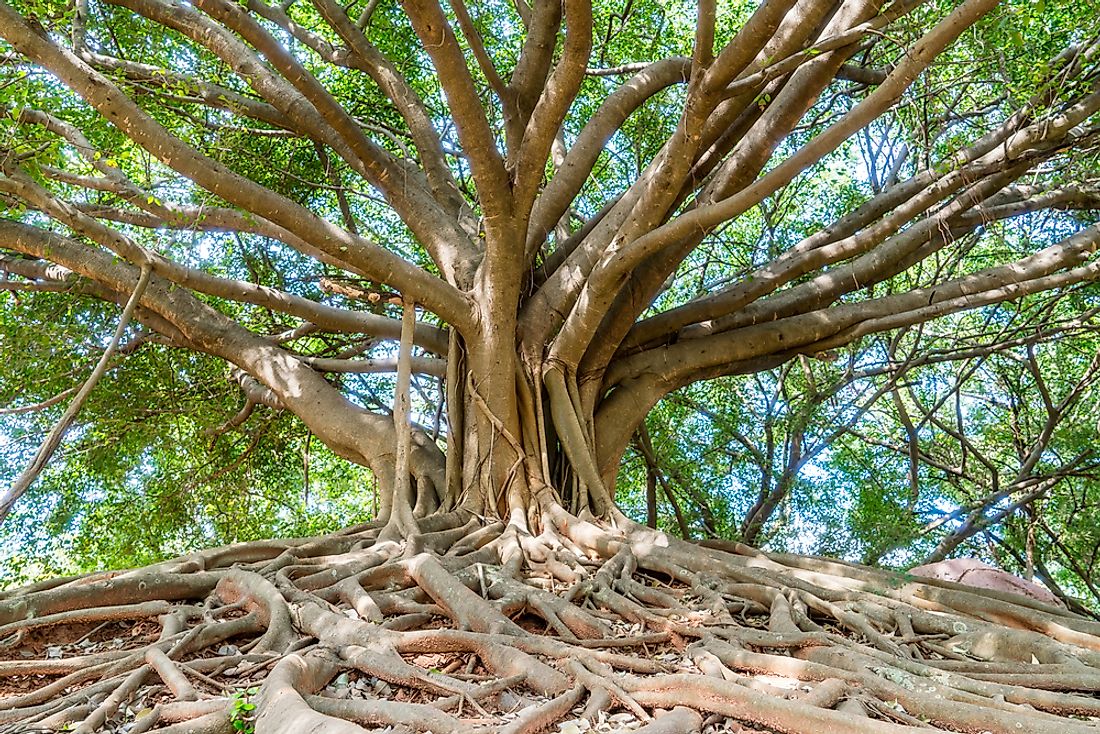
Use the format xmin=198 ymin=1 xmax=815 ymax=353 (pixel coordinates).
xmin=4 ymin=509 xmax=1100 ymax=733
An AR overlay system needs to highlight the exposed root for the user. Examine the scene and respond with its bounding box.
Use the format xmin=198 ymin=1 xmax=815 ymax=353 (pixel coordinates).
xmin=4 ymin=510 xmax=1100 ymax=733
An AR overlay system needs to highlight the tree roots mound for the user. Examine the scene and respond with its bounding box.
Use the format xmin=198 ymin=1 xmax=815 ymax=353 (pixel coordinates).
xmin=3 ymin=510 xmax=1100 ymax=734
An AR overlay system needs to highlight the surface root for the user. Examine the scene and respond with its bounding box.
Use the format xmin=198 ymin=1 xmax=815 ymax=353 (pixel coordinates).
xmin=3 ymin=512 xmax=1100 ymax=734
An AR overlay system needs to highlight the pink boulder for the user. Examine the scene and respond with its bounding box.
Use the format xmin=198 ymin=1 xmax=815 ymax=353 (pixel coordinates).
xmin=910 ymin=558 xmax=1064 ymax=607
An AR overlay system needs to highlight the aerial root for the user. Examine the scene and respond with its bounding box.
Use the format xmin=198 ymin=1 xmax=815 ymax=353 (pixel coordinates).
xmin=405 ymin=553 xmax=525 ymax=635
xmin=4 ymin=513 xmax=1100 ymax=733
xmin=0 ymin=600 xmax=174 ymax=644
xmin=308 ymin=693 xmax=466 ymax=733
xmin=495 ymin=684 xmax=585 ymax=734
xmin=484 ymin=574 xmax=609 ymax=639
xmin=564 ymin=659 xmax=649 ymax=721
xmin=254 ymin=655 xmax=364 ymax=734
xmin=579 ymin=687 xmax=611 ymax=721
xmin=145 ymin=648 xmax=198 ymax=702
xmin=630 ymin=706 xmax=703 ymax=734
xmin=215 ymin=571 xmax=296 ymax=653
xmin=624 ymin=673 xmax=926 ymax=734
xmin=73 ymin=663 xmax=152 ymax=734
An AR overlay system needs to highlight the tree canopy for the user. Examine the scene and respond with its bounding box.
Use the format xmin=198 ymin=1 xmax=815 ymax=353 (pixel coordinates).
xmin=1 ymin=0 xmax=1096 ymax=581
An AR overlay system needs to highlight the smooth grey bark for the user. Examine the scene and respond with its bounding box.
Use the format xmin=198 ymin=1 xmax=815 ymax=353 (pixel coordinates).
xmin=0 ymin=0 xmax=1096 ymax=529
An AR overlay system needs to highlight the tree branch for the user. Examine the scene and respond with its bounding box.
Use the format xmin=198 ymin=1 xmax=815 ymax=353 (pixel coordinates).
xmin=0 ymin=265 xmax=151 ymax=523
xmin=0 ymin=5 xmax=472 ymax=326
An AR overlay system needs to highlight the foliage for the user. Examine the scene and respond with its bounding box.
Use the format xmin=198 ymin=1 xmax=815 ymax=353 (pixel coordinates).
xmin=229 ymin=686 xmax=259 ymax=734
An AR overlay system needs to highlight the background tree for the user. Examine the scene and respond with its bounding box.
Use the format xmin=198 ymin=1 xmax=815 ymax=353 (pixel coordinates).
xmin=617 ymin=298 xmax=1100 ymax=609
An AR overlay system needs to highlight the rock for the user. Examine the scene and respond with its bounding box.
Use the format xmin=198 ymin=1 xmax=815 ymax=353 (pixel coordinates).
xmin=909 ymin=558 xmax=1064 ymax=607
